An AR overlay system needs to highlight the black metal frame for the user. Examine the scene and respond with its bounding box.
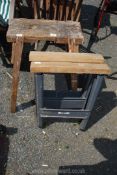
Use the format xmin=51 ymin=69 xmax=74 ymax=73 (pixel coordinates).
xmin=35 ymin=73 xmax=104 ymax=130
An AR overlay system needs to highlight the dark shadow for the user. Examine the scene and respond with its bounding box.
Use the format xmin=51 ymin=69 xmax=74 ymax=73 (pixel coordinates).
xmin=0 ymin=52 xmax=12 ymax=68
xmin=81 ymin=4 xmax=111 ymax=33
xmin=20 ymin=43 xmax=35 ymax=72
xmin=81 ymin=5 xmax=99 ymax=31
xmin=0 ymin=125 xmax=18 ymax=175
xmin=16 ymin=99 xmax=35 ymax=112
xmin=80 ymin=45 xmax=95 ymax=53
xmin=86 ymin=91 xmax=117 ymax=130
xmin=106 ymin=72 xmax=117 ymax=80
xmin=55 ymin=73 xmax=106 ymax=91
xmin=41 ymin=41 xmax=67 ymax=52
xmin=16 ymin=0 xmax=34 ymax=19
xmin=80 ymin=3 xmax=117 ymax=51
xmin=41 ymin=41 xmax=50 ymax=51
xmin=58 ymin=138 xmax=117 ymax=175
xmin=0 ymin=28 xmax=12 ymax=67
xmin=44 ymin=118 xmax=82 ymax=129
xmin=55 ymin=74 xmax=68 ymax=91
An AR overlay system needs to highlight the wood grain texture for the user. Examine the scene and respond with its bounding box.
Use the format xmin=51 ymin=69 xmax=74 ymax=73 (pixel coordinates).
xmin=74 ymin=0 xmax=83 ymax=21
xmin=33 ymin=0 xmax=38 ymax=19
xmin=11 ymin=42 xmax=16 ymax=64
xmin=30 ymin=62 xmax=111 ymax=75
xmin=11 ymin=36 xmax=24 ymax=113
xmin=7 ymin=19 xmax=84 ymax=44
xmin=38 ymin=0 xmax=83 ymax=21
xmin=68 ymin=38 xmax=79 ymax=91
xmin=29 ymin=51 xmax=105 ymax=63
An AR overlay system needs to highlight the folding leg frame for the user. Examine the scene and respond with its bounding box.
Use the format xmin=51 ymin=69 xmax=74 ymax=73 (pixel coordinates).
xmin=34 ymin=73 xmax=104 ymax=131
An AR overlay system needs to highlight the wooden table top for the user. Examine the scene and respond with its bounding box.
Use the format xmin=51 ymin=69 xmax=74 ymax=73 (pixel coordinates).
xmin=7 ymin=18 xmax=84 ymax=44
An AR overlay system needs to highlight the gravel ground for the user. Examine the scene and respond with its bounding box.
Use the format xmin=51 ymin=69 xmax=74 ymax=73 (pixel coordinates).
xmin=0 ymin=0 xmax=117 ymax=175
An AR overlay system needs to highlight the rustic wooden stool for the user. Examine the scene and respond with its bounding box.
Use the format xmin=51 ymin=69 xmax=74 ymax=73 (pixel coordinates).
xmin=7 ymin=19 xmax=84 ymax=113
xmin=30 ymin=51 xmax=111 ymax=130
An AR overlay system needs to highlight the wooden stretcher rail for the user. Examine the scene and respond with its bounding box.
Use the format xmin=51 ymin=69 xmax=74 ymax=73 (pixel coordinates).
xmin=29 ymin=51 xmax=105 ymax=63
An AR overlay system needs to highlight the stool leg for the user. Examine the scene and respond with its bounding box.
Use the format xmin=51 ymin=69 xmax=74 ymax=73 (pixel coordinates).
xmin=68 ymin=39 xmax=79 ymax=91
xmin=11 ymin=43 xmax=16 ymax=64
xmin=35 ymin=73 xmax=44 ymax=128
xmin=80 ymin=75 xmax=104 ymax=130
xmin=72 ymin=0 xmax=83 ymax=21
xmin=11 ymin=36 xmax=24 ymax=113
xmin=33 ymin=0 xmax=38 ymax=19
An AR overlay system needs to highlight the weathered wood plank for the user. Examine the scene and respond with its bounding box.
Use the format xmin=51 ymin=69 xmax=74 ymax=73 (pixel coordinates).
xmin=30 ymin=62 xmax=111 ymax=75
xmin=29 ymin=51 xmax=105 ymax=63
xmin=7 ymin=19 xmax=84 ymax=44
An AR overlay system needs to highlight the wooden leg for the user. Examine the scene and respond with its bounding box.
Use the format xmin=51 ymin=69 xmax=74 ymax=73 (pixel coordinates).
xmin=11 ymin=36 xmax=24 ymax=113
xmin=33 ymin=0 xmax=38 ymax=19
xmin=33 ymin=0 xmax=39 ymax=50
xmin=11 ymin=43 xmax=16 ymax=64
xmin=74 ymin=0 xmax=83 ymax=21
xmin=68 ymin=38 xmax=79 ymax=91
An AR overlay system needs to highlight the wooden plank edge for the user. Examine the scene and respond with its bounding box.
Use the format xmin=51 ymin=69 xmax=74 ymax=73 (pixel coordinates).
xmin=29 ymin=51 xmax=105 ymax=63
xmin=30 ymin=62 xmax=111 ymax=75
